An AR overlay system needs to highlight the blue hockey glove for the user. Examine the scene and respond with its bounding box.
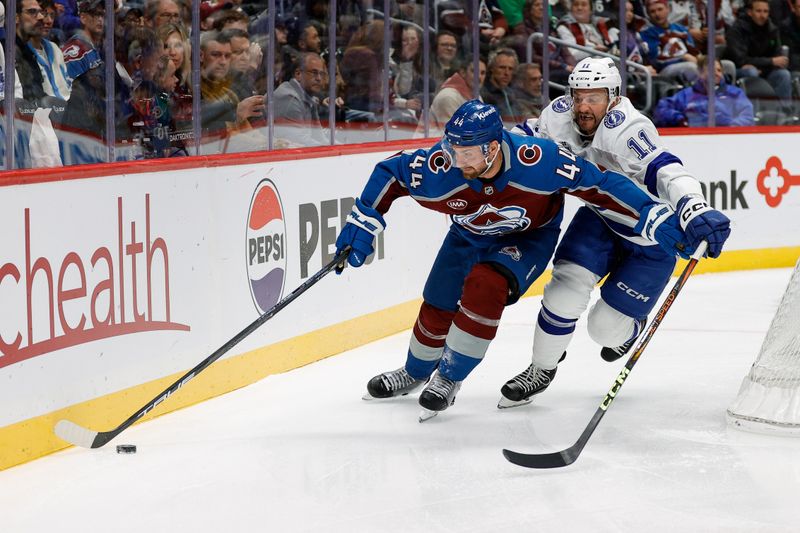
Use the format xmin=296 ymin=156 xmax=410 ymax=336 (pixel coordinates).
xmin=335 ymin=198 xmax=387 ymax=273
xmin=634 ymin=203 xmax=693 ymax=259
xmin=676 ymin=195 xmax=731 ymax=258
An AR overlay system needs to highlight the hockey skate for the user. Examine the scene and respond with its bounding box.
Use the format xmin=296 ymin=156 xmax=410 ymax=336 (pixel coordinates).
xmin=498 ymin=352 xmax=566 ymax=409
xmin=600 ymin=318 xmax=647 ymax=362
xmin=418 ymin=371 xmax=462 ymax=422
xmin=363 ymin=367 xmax=427 ymax=400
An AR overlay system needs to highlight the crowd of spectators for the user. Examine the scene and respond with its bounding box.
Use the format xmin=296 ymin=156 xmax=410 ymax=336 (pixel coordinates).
xmin=0 ymin=0 xmax=798 ymax=168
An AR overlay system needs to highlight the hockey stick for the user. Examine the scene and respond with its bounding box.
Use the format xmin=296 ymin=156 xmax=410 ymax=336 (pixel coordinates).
xmin=55 ymin=248 xmax=351 ymax=449
xmin=503 ymin=241 xmax=708 ymax=469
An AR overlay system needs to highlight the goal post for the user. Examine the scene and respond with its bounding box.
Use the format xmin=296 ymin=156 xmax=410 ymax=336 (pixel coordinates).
xmin=727 ymin=258 xmax=800 ymax=435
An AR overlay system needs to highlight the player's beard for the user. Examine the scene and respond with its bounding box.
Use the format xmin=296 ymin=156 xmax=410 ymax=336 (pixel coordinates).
xmin=575 ymin=111 xmax=600 ymax=136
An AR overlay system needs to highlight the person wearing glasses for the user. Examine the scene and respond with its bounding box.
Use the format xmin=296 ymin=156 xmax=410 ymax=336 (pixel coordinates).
xmin=273 ymin=52 xmax=329 ymax=147
xmin=26 ymin=0 xmax=70 ymax=100
xmin=143 ymin=0 xmax=182 ymax=29
xmin=60 ymin=0 xmax=104 ymax=87
xmin=15 ymin=0 xmax=48 ymax=103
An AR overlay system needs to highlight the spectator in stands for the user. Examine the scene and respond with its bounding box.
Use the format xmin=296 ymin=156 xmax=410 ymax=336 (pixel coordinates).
xmin=53 ymin=0 xmax=80 ymax=39
xmin=640 ymin=0 xmax=700 ymax=83
xmin=225 ymin=28 xmax=262 ymax=101
xmin=723 ymin=0 xmax=792 ymax=110
xmin=507 ymin=0 xmax=576 ymax=85
xmin=41 ymin=0 xmax=65 ymax=45
xmin=511 ymin=62 xmax=543 ymax=118
xmin=676 ymin=0 xmax=735 ymax=49
xmin=422 ymin=56 xmax=487 ymax=136
xmin=15 ymin=0 xmax=48 ymax=103
xmin=126 ymin=26 xmax=185 ymax=158
xmin=0 ymin=2 xmax=23 ymax=102
xmin=199 ymin=30 xmax=264 ymax=138
xmin=285 ymin=17 xmax=323 ymax=56
xmin=481 ymin=47 xmax=522 ymax=123
xmin=340 ymin=19 xmax=385 ymax=122
xmin=144 ymin=0 xmax=182 ymax=29
xmin=431 ymin=30 xmax=461 ymax=90
xmin=273 ymin=52 xmax=328 ymax=146
xmin=654 ymin=56 xmax=754 ymax=126
xmin=556 ymin=0 xmax=617 ymax=62
xmin=60 ymin=0 xmax=104 ymax=86
xmin=156 ymin=22 xmax=192 ymax=136
xmin=780 ymin=0 xmax=800 ymax=84
xmin=390 ymin=26 xmax=423 ymax=123
xmin=28 ymin=0 xmax=70 ymax=100
xmin=213 ymin=9 xmax=250 ymax=32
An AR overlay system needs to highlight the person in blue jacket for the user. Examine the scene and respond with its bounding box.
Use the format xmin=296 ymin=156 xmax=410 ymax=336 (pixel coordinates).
xmin=334 ymin=99 xmax=706 ymax=421
xmin=654 ymin=56 xmax=755 ymax=127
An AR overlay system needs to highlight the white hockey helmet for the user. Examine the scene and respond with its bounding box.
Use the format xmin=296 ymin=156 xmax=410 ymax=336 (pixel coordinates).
xmin=567 ymin=57 xmax=622 ymax=101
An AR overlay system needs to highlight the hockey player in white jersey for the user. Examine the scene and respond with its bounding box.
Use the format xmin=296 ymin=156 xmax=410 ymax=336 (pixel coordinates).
xmin=499 ymin=57 xmax=731 ymax=408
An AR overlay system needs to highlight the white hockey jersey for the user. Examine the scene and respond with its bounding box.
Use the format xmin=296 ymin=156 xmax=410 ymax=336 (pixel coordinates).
xmin=513 ymin=95 xmax=703 ymax=245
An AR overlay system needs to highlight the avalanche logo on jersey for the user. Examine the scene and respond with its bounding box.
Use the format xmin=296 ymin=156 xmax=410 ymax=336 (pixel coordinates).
xmin=552 ymin=97 xmax=572 ymax=113
xmin=604 ymin=110 xmax=626 ymax=129
xmin=452 ymin=204 xmax=531 ymax=236
xmin=516 ymin=144 xmax=543 ymax=166
xmin=246 ymin=179 xmax=287 ymax=315
xmin=500 ymin=246 xmax=522 ymax=261
xmin=428 ymin=149 xmax=451 ymax=174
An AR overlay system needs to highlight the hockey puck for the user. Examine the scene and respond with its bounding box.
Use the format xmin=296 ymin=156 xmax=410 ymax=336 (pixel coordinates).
xmin=116 ymin=444 xmax=137 ymax=454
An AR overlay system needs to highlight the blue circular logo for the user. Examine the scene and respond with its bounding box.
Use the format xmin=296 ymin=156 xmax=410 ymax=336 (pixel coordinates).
xmin=552 ymin=97 xmax=572 ymax=113
xmin=604 ymin=110 xmax=626 ymax=129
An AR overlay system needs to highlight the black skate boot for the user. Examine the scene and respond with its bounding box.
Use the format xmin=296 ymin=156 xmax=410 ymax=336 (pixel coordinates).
xmin=363 ymin=367 xmax=427 ymax=400
xmin=418 ymin=371 xmax=462 ymax=422
xmin=600 ymin=318 xmax=647 ymax=362
xmin=498 ymin=352 xmax=566 ymax=409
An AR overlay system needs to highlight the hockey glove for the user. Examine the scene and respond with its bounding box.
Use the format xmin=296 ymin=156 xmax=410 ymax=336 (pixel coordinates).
xmin=335 ymin=198 xmax=387 ymax=272
xmin=634 ymin=203 xmax=692 ymax=259
xmin=676 ymin=195 xmax=731 ymax=258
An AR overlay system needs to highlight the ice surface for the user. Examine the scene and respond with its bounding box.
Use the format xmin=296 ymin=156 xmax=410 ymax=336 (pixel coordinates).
xmin=2 ymin=268 xmax=799 ymax=533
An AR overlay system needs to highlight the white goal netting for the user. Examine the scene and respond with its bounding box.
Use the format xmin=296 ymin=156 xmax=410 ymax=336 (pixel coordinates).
xmin=727 ymin=258 xmax=800 ymax=435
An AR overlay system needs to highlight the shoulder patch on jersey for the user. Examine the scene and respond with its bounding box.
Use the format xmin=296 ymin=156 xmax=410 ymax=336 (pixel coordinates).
xmin=62 ymin=44 xmax=80 ymax=59
xmin=552 ymin=97 xmax=572 ymax=113
xmin=516 ymin=144 xmax=543 ymax=166
xmin=427 ymin=149 xmax=451 ymax=174
xmin=603 ymin=110 xmax=626 ymax=129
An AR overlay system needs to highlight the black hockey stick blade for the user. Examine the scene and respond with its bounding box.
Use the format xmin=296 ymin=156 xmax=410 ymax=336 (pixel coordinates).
xmin=502 ymin=241 xmax=707 ymax=469
xmin=55 ymin=248 xmax=351 ymax=449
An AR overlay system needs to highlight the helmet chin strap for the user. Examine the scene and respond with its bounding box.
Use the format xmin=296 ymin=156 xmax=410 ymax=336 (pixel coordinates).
xmin=477 ymin=142 xmax=500 ymax=178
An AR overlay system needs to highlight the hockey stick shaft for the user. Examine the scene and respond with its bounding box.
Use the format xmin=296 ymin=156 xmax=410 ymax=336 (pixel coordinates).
xmin=55 ymin=248 xmax=351 ymax=449
xmin=503 ymin=241 xmax=708 ymax=468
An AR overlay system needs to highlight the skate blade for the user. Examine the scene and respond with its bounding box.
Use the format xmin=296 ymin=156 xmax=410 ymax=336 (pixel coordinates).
xmin=418 ymin=408 xmax=439 ymax=423
xmin=497 ymin=396 xmax=533 ymax=409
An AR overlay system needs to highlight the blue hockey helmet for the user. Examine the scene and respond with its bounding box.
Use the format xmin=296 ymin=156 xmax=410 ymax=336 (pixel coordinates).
xmin=444 ymin=100 xmax=503 ymax=147
xmin=442 ymin=100 xmax=503 ymax=174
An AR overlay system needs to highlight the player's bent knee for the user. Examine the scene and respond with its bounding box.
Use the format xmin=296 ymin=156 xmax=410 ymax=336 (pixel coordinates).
xmin=461 ymin=263 xmax=509 ymax=315
xmin=587 ymin=300 xmax=635 ymax=347
xmin=542 ymin=261 xmax=601 ymax=318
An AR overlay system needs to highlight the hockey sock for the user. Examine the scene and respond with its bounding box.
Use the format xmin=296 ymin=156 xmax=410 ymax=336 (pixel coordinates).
xmin=438 ymin=344 xmax=482 ymax=381
xmin=532 ymin=304 xmax=577 ymax=369
xmin=406 ymin=302 xmax=456 ymax=379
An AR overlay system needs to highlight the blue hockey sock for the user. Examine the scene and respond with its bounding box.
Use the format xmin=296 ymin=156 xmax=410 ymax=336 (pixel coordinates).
xmin=438 ymin=344 xmax=482 ymax=381
xmin=404 ymin=350 xmax=440 ymax=380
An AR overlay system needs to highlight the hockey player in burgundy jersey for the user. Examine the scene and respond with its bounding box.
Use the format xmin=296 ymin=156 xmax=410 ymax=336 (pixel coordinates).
xmin=335 ymin=99 xmax=688 ymax=421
